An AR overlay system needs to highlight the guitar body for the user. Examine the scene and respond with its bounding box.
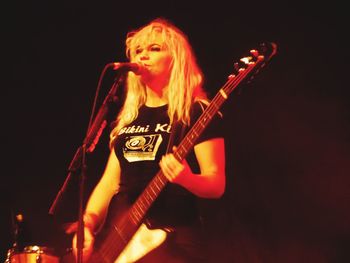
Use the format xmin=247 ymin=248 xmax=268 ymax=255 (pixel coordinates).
xmin=58 ymin=194 xmax=168 ymax=263
xmin=89 ymin=193 xmax=168 ymax=263
xmin=90 ymin=225 xmax=167 ymax=263
xmin=62 ymin=226 xmax=166 ymax=263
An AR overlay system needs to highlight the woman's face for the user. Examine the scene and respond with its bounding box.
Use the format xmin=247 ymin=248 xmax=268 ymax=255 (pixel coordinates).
xmin=131 ymin=32 xmax=173 ymax=82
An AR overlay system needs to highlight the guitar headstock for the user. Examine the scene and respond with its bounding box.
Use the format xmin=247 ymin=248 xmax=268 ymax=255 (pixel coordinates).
xmin=230 ymin=42 xmax=277 ymax=82
xmin=221 ymin=42 xmax=277 ymax=96
xmin=244 ymin=42 xmax=277 ymax=65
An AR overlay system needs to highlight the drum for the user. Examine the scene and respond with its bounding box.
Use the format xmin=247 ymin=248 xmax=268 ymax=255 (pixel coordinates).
xmin=6 ymin=246 xmax=60 ymax=263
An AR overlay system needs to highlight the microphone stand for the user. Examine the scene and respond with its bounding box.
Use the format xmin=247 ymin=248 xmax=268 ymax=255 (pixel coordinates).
xmin=48 ymin=65 xmax=125 ymax=263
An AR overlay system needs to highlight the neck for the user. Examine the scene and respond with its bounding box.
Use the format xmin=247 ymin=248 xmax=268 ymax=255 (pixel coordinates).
xmin=145 ymin=86 xmax=168 ymax=107
xmin=144 ymin=75 xmax=169 ymax=107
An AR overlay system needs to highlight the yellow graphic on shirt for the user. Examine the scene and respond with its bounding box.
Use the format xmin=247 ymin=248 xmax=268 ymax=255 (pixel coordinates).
xmin=123 ymin=134 xmax=163 ymax=162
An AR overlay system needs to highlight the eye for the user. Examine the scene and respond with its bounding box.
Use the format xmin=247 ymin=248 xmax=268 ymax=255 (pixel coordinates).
xmin=135 ymin=48 xmax=143 ymax=55
xmin=150 ymin=45 xmax=161 ymax=52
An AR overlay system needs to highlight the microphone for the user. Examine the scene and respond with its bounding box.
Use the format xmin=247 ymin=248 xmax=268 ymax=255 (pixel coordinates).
xmin=111 ymin=62 xmax=143 ymax=75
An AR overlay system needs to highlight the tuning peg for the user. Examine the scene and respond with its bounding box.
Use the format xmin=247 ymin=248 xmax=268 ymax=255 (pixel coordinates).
xmin=250 ymin=49 xmax=259 ymax=57
xmin=240 ymin=56 xmax=253 ymax=65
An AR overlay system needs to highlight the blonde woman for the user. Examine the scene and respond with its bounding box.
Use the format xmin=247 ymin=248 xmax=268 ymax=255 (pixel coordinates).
xmin=68 ymin=18 xmax=226 ymax=263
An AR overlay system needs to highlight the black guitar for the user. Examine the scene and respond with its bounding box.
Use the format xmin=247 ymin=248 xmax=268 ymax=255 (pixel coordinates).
xmin=87 ymin=42 xmax=278 ymax=263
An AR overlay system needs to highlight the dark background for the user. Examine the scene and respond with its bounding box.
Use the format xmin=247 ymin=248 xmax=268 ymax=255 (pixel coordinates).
xmin=2 ymin=1 xmax=349 ymax=262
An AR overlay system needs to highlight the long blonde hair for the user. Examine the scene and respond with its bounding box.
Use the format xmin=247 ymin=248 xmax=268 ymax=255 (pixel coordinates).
xmin=110 ymin=18 xmax=207 ymax=146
